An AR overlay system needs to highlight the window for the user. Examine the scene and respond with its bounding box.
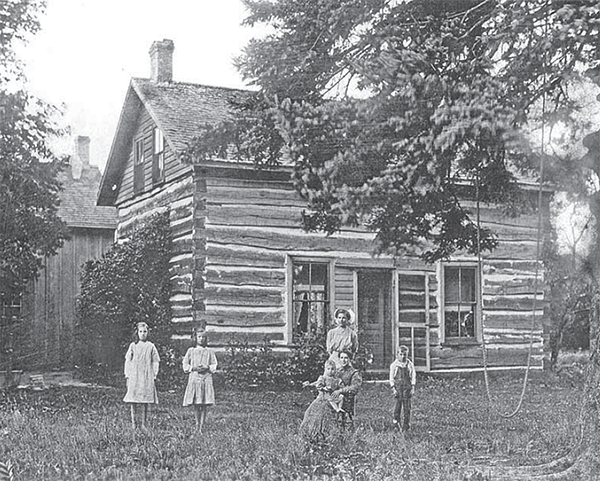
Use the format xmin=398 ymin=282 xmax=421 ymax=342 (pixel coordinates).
xmin=133 ymin=138 xmax=145 ymax=194
xmin=0 ymin=292 xmax=21 ymax=320
xmin=152 ymin=128 xmax=165 ymax=185
xmin=291 ymin=261 xmax=329 ymax=338
xmin=443 ymin=265 xmax=479 ymax=341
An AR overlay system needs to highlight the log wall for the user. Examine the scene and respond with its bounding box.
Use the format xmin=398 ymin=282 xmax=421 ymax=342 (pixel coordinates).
xmin=112 ymin=129 xmax=548 ymax=371
xmin=194 ymin=163 xmax=547 ymax=371
xmin=113 ymin=112 xmax=197 ymax=335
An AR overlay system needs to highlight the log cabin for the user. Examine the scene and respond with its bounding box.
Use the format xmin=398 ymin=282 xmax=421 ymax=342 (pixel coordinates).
xmin=1 ymin=136 xmax=118 ymax=370
xmin=97 ymin=39 xmax=548 ymax=374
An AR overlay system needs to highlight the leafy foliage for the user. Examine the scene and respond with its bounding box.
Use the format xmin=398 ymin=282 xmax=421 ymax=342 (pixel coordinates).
xmin=0 ymin=0 xmax=45 ymax=82
xmin=188 ymin=0 xmax=600 ymax=262
xmin=0 ymin=0 xmax=69 ymax=295
xmin=182 ymin=95 xmax=284 ymax=167
xmin=0 ymin=460 xmax=13 ymax=481
xmin=222 ymin=340 xmax=291 ymax=389
xmin=76 ymin=213 xmax=173 ymax=378
xmin=545 ymin=198 xmax=597 ymax=368
xmin=222 ymin=333 xmax=370 ymax=389
xmin=286 ymin=333 xmax=330 ymax=385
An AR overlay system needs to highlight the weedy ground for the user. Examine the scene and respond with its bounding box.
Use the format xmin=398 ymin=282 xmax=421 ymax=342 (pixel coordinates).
xmin=0 ymin=365 xmax=587 ymax=480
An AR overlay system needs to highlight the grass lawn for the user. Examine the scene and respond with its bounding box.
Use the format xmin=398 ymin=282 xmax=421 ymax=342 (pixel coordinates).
xmin=0 ymin=369 xmax=585 ymax=480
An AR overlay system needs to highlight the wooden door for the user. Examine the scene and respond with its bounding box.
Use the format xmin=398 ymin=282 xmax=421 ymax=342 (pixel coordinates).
xmin=357 ymin=269 xmax=393 ymax=370
xmin=398 ymin=272 xmax=433 ymax=371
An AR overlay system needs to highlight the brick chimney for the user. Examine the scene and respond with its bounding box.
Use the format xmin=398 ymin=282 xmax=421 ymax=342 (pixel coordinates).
xmin=71 ymin=135 xmax=90 ymax=180
xmin=149 ymin=39 xmax=174 ymax=83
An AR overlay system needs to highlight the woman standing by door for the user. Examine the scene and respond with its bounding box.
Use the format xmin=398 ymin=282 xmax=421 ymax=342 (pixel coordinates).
xmin=326 ymin=308 xmax=358 ymax=369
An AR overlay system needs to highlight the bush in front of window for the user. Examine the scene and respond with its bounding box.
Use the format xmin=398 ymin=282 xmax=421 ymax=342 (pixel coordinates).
xmin=222 ymin=334 xmax=330 ymax=389
xmin=221 ymin=333 xmax=372 ymax=389
xmin=222 ymin=339 xmax=290 ymax=389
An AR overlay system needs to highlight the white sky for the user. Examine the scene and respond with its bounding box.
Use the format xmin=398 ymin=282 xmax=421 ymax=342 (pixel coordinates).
xmin=16 ymin=1 xmax=600 ymax=178
xmin=18 ymin=0 xmax=258 ymax=171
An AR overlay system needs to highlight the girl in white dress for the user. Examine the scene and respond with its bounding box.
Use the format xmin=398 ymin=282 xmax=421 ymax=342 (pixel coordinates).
xmin=182 ymin=328 xmax=218 ymax=432
xmin=124 ymin=322 xmax=160 ymax=429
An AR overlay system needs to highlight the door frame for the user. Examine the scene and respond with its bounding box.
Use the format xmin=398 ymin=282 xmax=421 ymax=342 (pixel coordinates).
xmin=396 ymin=270 xmax=432 ymax=372
xmin=353 ymin=267 xmax=395 ymax=371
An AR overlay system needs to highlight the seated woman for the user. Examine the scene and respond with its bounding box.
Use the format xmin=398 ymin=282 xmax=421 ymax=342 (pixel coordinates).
xmin=333 ymin=350 xmax=362 ymax=429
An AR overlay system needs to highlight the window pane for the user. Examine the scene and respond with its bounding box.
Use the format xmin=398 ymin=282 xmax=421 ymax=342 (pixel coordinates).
xmin=461 ymin=268 xmax=476 ymax=303
xmin=444 ymin=266 xmax=477 ymax=339
xmin=462 ymin=309 xmax=475 ymax=337
xmin=135 ymin=139 xmax=144 ymax=164
xmin=292 ymin=261 xmax=329 ymax=338
xmin=444 ymin=308 xmax=475 ymax=338
xmin=1 ymin=292 xmax=21 ymax=319
xmin=154 ymin=129 xmax=164 ymax=154
xmin=293 ymin=264 xmax=309 ymax=286
xmin=444 ymin=268 xmax=460 ymax=302
xmin=310 ymin=263 xmax=327 ymax=287
xmin=445 ymin=310 xmax=459 ymax=338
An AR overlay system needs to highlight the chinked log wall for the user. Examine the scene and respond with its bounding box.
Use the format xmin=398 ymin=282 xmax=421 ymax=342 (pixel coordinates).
xmin=116 ymin=174 xmax=197 ymax=337
xmin=117 ymin=150 xmax=546 ymax=369
xmin=429 ymin=198 xmax=548 ymax=370
xmin=196 ymin=163 xmax=547 ymax=370
xmin=197 ymin=164 xmax=382 ymax=347
xmin=112 ymin=106 xmax=545 ymax=368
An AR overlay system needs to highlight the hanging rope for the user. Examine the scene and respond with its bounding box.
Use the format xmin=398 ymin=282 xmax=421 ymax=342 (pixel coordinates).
xmin=478 ymin=121 xmax=546 ymax=418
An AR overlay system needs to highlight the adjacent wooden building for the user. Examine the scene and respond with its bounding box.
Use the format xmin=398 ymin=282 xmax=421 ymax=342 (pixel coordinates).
xmin=20 ymin=137 xmax=117 ymax=368
xmin=97 ymin=40 xmax=547 ymax=373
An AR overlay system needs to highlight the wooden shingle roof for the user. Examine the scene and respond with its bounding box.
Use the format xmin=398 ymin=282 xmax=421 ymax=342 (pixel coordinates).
xmin=58 ymin=164 xmax=117 ymax=229
xmin=97 ymin=78 xmax=250 ymax=206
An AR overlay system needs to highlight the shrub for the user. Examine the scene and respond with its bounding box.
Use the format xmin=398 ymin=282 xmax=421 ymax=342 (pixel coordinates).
xmin=222 ymin=340 xmax=290 ymax=389
xmin=75 ymin=212 xmax=174 ymax=383
xmin=221 ymin=334 xmax=370 ymax=389
xmin=156 ymin=344 xmax=187 ymax=392
xmin=286 ymin=333 xmax=329 ymax=386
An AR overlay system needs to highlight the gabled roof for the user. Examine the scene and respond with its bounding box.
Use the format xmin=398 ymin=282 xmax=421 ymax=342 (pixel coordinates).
xmin=58 ymin=164 xmax=117 ymax=229
xmin=97 ymin=78 xmax=251 ymax=206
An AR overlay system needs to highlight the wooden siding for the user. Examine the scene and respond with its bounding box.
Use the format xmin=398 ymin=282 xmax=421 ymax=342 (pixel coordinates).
xmin=425 ymin=257 xmax=545 ymax=370
xmin=115 ymin=108 xmax=192 ymax=205
xmin=198 ymin=166 xmax=384 ymax=345
xmin=392 ymin=255 xmax=545 ymax=371
xmin=334 ymin=267 xmax=354 ymax=313
xmin=26 ymin=228 xmax=115 ymax=368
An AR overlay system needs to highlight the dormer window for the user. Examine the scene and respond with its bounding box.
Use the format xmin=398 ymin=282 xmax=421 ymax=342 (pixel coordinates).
xmin=152 ymin=128 xmax=165 ymax=185
xmin=133 ymin=137 xmax=145 ymax=194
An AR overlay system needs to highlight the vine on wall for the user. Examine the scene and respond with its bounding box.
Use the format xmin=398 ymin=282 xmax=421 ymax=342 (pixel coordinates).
xmin=75 ymin=212 xmax=176 ymax=384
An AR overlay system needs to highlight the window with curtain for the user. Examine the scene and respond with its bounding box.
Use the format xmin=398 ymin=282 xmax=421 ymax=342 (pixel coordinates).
xmin=291 ymin=261 xmax=329 ymax=339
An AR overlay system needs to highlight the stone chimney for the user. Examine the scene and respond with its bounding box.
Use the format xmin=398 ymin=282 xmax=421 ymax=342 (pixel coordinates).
xmin=71 ymin=135 xmax=90 ymax=180
xmin=149 ymin=39 xmax=174 ymax=83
